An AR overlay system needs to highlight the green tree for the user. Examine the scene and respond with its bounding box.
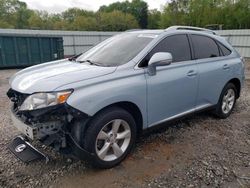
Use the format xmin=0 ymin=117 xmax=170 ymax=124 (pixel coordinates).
xmin=72 ymin=16 xmax=98 ymax=31
xmin=0 ymin=19 xmax=13 ymax=28
xmin=160 ymin=0 xmax=250 ymax=29
xmin=62 ymin=8 xmax=95 ymax=23
xmin=28 ymin=11 xmax=45 ymax=29
xmin=148 ymin=9 xmax=161 ymax=29
xmin=14 ymin=4 xmax=32 ymax=28
xmin=0 ymin=0 xmax=250 ymax=31
xmin=0 ymin=0 xmax=32 ymax=28
xmin=160 ymin=0 xmax=188 ymax=28
xmin=231 ymin=0 xmax=250 ymax=29
xmin=99 ymin=0 xmax=148 ymax=28
xmin=98 ymin=11 xmax=139 ymax=31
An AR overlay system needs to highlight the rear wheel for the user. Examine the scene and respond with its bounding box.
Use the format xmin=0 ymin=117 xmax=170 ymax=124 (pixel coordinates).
xmin=215 ymin=83 xmax=237 ymax=118
xmin=82 ymin=107 xmax=136 ymax=168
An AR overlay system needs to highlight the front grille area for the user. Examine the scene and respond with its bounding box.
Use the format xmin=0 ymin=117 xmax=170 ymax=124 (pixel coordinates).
xmin=7 ymin=89 xmax=29 ymax=110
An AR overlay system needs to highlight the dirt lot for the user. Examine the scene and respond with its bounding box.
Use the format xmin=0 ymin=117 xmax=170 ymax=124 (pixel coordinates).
xmin=0 ymin=62 xmax=250 ymax=188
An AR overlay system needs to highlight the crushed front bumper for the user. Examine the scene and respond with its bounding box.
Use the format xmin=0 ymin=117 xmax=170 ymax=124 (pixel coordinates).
xmin=9 ymin=107 xmax=94 ymax=162
xmin=11 ymin=111 xmax=36 ymax=140
xmin=7 ymin=88 xmax=94 ymax=162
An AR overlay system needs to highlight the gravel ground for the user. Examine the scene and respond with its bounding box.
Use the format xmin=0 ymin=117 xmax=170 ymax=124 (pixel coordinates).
xmin=0 ymin=62 xmax=250 ymax=188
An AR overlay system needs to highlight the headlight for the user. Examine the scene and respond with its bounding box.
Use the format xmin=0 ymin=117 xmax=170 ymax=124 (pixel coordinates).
xmin=19 ymin=90 xmax=73 ymax=111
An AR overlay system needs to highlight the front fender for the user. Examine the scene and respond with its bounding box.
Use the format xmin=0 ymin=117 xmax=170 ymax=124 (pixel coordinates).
xmin=65 ymin=69 xmax=148 ymax=128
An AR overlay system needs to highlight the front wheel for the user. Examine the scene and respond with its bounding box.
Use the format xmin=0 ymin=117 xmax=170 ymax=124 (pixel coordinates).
xmin=214 ymin=83 xmax=237 ymax=119
xmin=82 ymin=107 xmax=136 ymax=168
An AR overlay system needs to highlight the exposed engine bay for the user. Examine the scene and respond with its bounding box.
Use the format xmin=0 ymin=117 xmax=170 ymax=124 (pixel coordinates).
xmin=7 ymin=88 xmax=89 ymax=153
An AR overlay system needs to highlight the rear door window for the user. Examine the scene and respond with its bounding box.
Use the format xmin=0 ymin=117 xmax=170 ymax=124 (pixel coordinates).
xmin=191 ymin=35 xmax=220 ymax=59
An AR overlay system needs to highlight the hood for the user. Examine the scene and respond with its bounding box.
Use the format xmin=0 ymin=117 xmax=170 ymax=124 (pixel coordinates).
xmin=9 ymin=59 xmax=117 ymax=94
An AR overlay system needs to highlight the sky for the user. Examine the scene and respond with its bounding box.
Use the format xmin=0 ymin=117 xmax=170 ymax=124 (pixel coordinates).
xmin=20 ymin=0 xmax=168 ymax=13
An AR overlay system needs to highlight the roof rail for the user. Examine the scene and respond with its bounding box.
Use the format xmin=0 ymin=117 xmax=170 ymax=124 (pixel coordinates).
xmin=165 ymin=26 xmax=217 ymax=35
xmin=125 ymin=29 xmax=143 ymax=32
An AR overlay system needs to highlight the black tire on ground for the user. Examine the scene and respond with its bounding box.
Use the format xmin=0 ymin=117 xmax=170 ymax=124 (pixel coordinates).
xmin=214 ymin=82 xmax=237 ymax=119
xmin=82 ymin=107 xmax=137 ymax=168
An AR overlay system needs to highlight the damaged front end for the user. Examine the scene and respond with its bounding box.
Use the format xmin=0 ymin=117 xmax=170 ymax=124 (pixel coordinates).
xmin=7 ymin=88 xmax=93 ymax=161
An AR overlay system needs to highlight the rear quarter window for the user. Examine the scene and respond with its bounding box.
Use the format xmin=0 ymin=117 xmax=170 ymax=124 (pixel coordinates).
xmin=217 ymin=42 xmax=232 ymax=56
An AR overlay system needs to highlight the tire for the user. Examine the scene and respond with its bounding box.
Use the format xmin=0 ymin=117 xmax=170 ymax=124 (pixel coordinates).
xmin=82 ymin=107 xmax=136 ymax=168
xmin=214 ymin=83 xmax=237 ymax=119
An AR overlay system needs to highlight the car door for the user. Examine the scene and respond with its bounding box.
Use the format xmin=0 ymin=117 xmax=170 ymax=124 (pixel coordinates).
xmin=190 ymin=34 xmax=232 ymax=108
xmin=143 ymin=34 xmax=199 ymax=127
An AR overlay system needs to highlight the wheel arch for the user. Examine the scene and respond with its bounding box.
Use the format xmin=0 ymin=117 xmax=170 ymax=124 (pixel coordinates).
xmin=227 ymin=78 xmax=241 ymax=98
xmin=91 ymin=101 xmax=144 ymax=135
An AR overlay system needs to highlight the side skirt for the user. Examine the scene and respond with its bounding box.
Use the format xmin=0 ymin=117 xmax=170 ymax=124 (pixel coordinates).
xmin=142 ymin=104 xmax=216 ymax=135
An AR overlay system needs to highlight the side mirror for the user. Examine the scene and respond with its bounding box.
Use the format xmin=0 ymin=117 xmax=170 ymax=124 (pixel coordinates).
xmin=148 ymin=52 xmax=173 ymax=76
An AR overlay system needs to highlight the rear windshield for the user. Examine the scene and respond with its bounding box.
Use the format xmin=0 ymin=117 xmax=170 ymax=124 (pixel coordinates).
xmin=77 ymin=33 xmax=156 ymax=67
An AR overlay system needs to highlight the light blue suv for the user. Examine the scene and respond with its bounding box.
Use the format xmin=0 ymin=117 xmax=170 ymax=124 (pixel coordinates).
xmin=7 ymin=26 xmax=245 ymax=168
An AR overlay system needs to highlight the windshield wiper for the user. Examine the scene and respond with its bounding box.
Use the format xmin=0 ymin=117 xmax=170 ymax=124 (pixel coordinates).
xmin=76 ymin=59 xmax=102 ymax=66
xmin=68 ymin=53 xmax=83 ymax=61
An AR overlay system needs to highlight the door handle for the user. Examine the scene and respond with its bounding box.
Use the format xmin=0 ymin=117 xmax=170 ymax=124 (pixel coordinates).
xmin=223 ymin=64 xmax=230 ymax=70
xmin=187 ymin=70 xmax=197 ymax=77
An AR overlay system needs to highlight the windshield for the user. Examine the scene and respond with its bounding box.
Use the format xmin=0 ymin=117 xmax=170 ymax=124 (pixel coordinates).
xmin=76 ymin=33 xmax=157 ymax=67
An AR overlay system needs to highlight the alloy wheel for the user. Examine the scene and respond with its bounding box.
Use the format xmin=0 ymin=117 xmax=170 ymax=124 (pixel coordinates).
xmin=222 ymin=88 xmax=235 ymax=114
xmin=95 ymin=119 xmax=131 ymax=161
